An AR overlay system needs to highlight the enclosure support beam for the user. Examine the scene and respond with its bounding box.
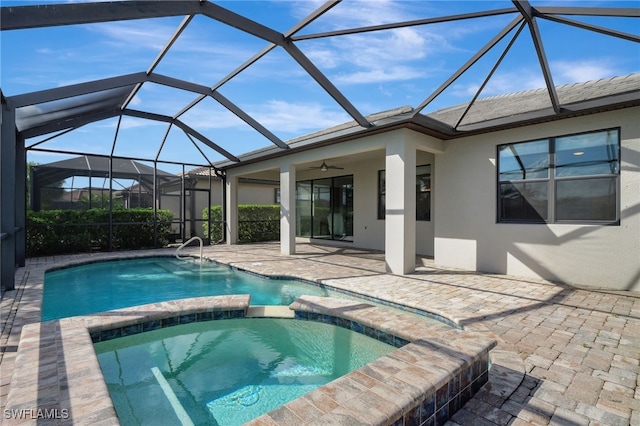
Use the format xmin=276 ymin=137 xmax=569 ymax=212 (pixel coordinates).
xmin=280 ymin=163 xmax=296 ymax=256
xmin=153 ymin=163 xmax=158 ymax=248
xmin=108 ymin=158 xmax=114 ymax=251
xmin=15 ymin=135 xmax=26 ymax=267
xmin=1 ymin=101 xmax=17 ymax=291
xmin=513 ymin=0 xmax=560 ymax=113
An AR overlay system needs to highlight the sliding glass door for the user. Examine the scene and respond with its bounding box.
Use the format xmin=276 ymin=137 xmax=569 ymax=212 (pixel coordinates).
xmin=331 ymin=176 xmax=353 ymax=240
xmin=312 ymin=178 xmax=332 ymax=237
xmin=296 ymin=175 xmax=353 ymax=241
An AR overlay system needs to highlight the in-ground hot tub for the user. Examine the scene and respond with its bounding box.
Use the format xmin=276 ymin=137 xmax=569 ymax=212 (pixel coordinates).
xmin=8 ymin=295 xmax=496 ymax=425
xmin=94 ymin=317 xmax=400 ymax=425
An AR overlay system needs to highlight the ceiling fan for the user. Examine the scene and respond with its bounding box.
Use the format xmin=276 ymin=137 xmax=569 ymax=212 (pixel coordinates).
xmin=309 ymin=160 xmax=344 ymax=172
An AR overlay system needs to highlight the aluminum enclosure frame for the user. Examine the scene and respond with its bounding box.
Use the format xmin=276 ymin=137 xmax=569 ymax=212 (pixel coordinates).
xmin=1 ymin=0 xmax=638 ymax=291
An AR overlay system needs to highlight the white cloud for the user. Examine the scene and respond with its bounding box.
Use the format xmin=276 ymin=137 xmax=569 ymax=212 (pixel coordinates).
xmin=250 ymin=100 xmax=349 ymax=133
xmin=127 ymin=94 xmax=142 ymax=107
xmin=450 ymin=58 xmax=624 ymax=100
xmin=85 ymin=21 xmax=177 ymax=51
xmin=179 ymin=106 xmax=246 ymax=131
xmin=121 ymin=116 xmax=166 ymax=130
xmin=109 ymin=98 xmax=349 ymax=141
xmin=297 ymin=1 xmax=487 ymax=86
xmin=335 ymin=66 xmax=425 ymax=84
xmin=305 ymin=48 xmax=339 ymax=69
xmin=302 ymin=27 xmax=434 ymax=85
xmin=552 ymin=60 xmax=619 ymax=85
xmin=305 ymin=0 xmax=416 ymax=28
xmin=379 ymin=85 xmax=393 ymax=97
xmin=450 ymin=70 xmax=547 ymax=98
xmin=35 ymin=48 xmax=55 ymax=54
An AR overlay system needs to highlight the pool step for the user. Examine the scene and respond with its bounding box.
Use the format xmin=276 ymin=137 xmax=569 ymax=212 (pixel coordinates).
xmin=245 ymin=306 xmax=294 ymax=318
xmin=154 ymin=259 xmax=229 ymax=276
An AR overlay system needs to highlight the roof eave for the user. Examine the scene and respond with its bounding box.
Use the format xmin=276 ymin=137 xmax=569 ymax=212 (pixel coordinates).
xmin=216 ymin=111 xmax=455 ymax=170
xmin=450 ymin=91 xmax=640 ymax=134
xmin=217 ymin=90 xmax=639 ymax=171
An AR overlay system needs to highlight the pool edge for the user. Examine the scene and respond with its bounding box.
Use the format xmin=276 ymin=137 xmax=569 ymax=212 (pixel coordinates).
xmin=6 ymin=295 xmax=497 ymax=426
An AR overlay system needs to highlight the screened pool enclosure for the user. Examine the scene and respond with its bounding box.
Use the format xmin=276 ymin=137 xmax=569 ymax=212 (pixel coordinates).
xmin=28 ymin=153 xmax=219 ymax=253
xmin=2 ymin=1 xmax=638 ymax=291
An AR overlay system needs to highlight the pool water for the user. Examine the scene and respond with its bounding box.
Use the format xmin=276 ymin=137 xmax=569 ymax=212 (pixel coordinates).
xmin=94 ymin=318 xmax=396 ymax=425
xmin=42 ymin=257 xmax=337 ymax=321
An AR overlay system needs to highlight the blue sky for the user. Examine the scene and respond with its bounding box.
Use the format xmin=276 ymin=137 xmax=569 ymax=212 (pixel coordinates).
xmin=1 ymin=0 xmax=638 ymax=175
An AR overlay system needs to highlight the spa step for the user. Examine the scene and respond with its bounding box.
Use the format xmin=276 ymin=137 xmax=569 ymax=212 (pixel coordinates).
xmin=245 ymin=305 xmax=294 ymax=318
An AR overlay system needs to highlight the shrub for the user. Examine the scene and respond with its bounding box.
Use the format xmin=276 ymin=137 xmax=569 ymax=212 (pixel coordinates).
xmin=203 ymin=204 xmax=280 ymax=243
xmin=27 ymin=208 xmax=173 ymax=256
xmin=202 ymin=205 xmax=224 ymax=242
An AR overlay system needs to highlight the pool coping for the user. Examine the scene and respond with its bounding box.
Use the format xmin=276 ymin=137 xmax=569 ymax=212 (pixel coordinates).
xmin=2 ymin=251 xmax=526 ymax=425
xmin=5 ymin=295 xmax=252 ymax=425
xmin=252 ymin=296 xmax=497 ymax=425
xmin=5 ymin=294 xmax=496 ymax=425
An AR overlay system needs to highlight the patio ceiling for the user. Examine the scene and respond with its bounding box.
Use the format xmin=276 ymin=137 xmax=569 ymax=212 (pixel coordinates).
xmin=1 ymin=0 xmax=639 ymax=168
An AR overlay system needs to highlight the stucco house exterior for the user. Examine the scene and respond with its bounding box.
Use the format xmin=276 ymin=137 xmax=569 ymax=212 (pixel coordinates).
xmin=217 ymin=74 xmax=640 ymax=292
xmin=185 ymin=168 xmax=279 ymax=207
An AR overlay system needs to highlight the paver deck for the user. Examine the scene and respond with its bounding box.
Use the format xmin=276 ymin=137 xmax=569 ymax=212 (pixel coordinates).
xmin=1 ymin=242 xmax=639 ymax=425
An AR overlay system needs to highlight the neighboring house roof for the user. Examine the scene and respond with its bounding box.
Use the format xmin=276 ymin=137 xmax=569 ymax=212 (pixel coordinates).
xmin=32 ymin=155 xmax=176 ymax=189
xmin=216 ymin=73 xmax=640 ymax=170
xmin=183 ymin=166 xmax=219 ymax=178
xmin=184 ymin=166 xmax=279 ymax=186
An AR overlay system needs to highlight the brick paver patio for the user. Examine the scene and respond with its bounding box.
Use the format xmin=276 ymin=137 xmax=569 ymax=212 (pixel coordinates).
xmin=1 ymin=243 xmax=638 ymax=425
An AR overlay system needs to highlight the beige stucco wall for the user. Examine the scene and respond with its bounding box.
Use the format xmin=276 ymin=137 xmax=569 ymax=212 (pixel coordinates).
xmin=224 ymin=129 xmax=437 ymax=256
xmin=194 ymin=179 xmax=277 ymax=208
xmin=223 ymin=110 xmax=638 ymax=290
xmin=434 ymin=107 xmax=640 ymax=291
xmin=328 ymin=151 xmax=435 ymax=257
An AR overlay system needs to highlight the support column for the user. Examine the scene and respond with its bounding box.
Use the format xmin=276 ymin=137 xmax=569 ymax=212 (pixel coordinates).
xmin=225 ymin=174 xmax=238 ymax=244
xmin=280 ymin=163 xmax=296 ymax=255
xmin=15 ymin=135 xmax=26 ymax=267
xmin=1 ymin=100 xmax=17 ymax=291
xmin=385 ymin=138 xmax=416 ymax=274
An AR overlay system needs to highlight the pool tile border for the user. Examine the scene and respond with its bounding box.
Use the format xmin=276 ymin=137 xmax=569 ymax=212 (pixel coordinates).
xmin=293 ymin=310 xmax=410 ymax=348
xmin=258 ymin=296 xmax=496 ymax=426
xmin=89 ymin=308 xmax=247 ymax=343
xmin=5 ymin=294 xmax=495 ymax=426
xmin=4 ymin=295 xmax=251 ymax=425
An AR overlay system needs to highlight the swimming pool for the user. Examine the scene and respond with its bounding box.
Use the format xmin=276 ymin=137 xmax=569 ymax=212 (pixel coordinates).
xmin=42 ymin=257 xmax=339 ymax=321
xmin=6 ymin=251 xmax=497 ymax=426
xmin=94 ymin=318 xmax=397 ymax=426
xmin=39 ymin=256 xmax=483 ymax=424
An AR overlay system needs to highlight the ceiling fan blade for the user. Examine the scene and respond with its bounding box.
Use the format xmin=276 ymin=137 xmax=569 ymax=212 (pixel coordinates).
xmin=308 ymin=160 xmax=343 ymax=171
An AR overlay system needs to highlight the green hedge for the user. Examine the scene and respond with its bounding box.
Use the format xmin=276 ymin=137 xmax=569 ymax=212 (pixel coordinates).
xmin=203 ymin=204 xmax=280 ymax=243
xmin=27 ymin=208 xmax=173 ymax=256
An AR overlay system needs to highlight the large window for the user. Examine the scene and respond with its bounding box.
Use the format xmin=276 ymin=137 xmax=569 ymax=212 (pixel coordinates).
xmin=378 ymin=165 xmax=431 ymax=221
xmin=498 ymin=128 xmax=619 ymax=224
xmin=296 ymin=175 xmax=353 ymax=241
